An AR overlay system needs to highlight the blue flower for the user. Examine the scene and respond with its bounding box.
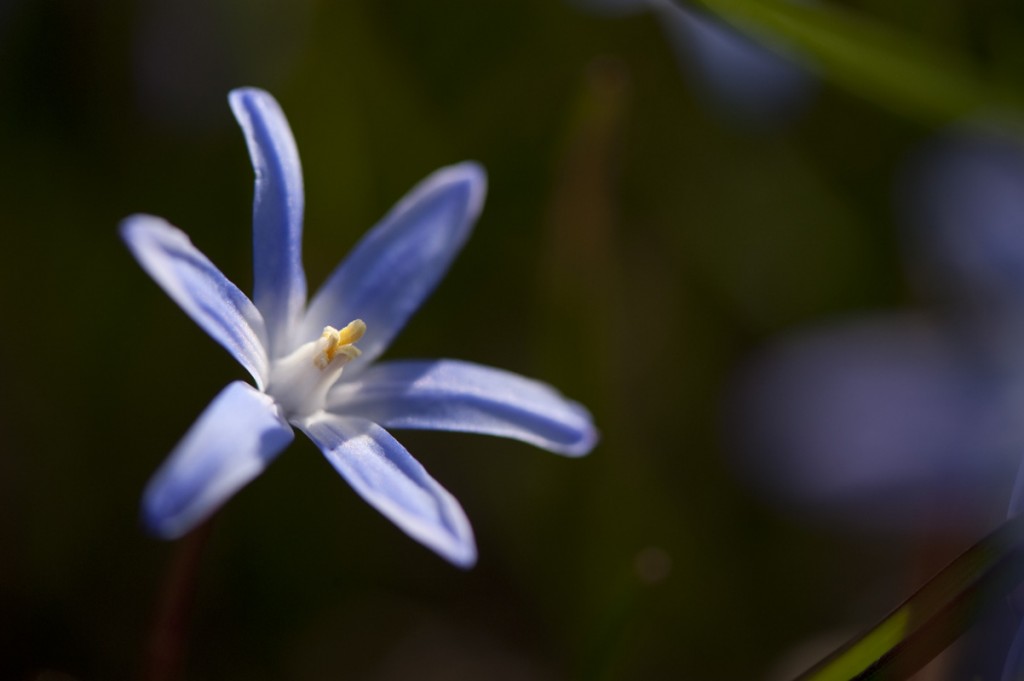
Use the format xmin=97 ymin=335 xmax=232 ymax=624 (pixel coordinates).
xmin=569 ymin=0 xmax=816 ymax=127
xmin=649 ymin=0 xmax=816 ymax=127
xmin=728 ymin=128 xmax=1024 ymax=530
xmin=121 ymin=88 xmax=597 ymax=567
xmin=728 ymin=127 xmax=1024 ymax=680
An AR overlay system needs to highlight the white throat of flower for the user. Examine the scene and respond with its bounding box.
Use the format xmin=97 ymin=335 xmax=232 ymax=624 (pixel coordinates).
xmin=267 ymin=319 xmax=366 ymax=419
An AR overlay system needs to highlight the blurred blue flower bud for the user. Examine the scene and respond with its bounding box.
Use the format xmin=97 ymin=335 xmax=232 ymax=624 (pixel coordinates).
xmin=729 ymin=314 xmax=1019 ymax=529
xmin=900 ymin=129 xmax=1024 ymax=312
xmin=650 ymin=0 xmax=816 ymax=128
xmin=570 ymin=0 xmax=816 ymax=128
xmin=729 ymin=130 xmax=1024 ymax=530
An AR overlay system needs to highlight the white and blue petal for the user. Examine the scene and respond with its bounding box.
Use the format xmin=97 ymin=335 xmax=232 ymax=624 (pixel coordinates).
xmin=329 ymin=360 xmax=598 ymax=457
xmin=142 ymin=381 xmax=294 ymax=539
xmin=301 ymin=162 xmax=487 ymax=376
xmin=298 ymin=414 xmax=476 ymax=567
xmin=229 ymin=87 xmax=307 ymax=357
xmin=120 ymin=214 xmax=271 ymax=387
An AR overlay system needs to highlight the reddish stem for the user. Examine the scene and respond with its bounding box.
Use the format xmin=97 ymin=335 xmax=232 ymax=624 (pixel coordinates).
xmin=142 ymin=520 xmax=215 ymax=681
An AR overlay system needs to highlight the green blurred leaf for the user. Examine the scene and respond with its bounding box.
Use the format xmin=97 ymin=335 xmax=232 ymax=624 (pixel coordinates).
xmin=793 ymin=514 xmax=1024 ymax=680
xmin=685 ymin=0 xmax=1024 ymax=124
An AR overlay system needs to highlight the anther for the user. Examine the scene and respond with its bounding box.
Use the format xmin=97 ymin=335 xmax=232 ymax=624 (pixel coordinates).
xmin=315 ymin=320 xmax=366 ymax=369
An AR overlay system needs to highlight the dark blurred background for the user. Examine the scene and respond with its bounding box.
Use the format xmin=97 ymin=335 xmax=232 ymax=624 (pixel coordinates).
xmin=3 ymin=1 xmax=1023 ymax=679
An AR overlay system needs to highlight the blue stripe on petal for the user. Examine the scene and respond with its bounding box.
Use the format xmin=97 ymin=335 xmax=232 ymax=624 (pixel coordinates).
xmin=120 ymin=214 xmax=271 ymax=388
xmin=229 ymin=87 xmax=307 ymax=357
xmin=298 ymin=414 xmax=477 ymax=568
xmin=301 ymin=163 xmax=487 ymax=375
xmin=142 ymin=381 xmax=294 ymax=539
xmin=328 ymin=359 xmax=598 ymax=457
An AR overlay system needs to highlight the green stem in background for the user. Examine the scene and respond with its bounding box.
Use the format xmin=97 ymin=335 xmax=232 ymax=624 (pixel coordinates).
xmin=141 ymin=520 xmax=215 ymax=681
xmin=793 ymin=513 xmax=1024 ymax=681
xmin=681 ymin=0 xmax=1024 ymax=126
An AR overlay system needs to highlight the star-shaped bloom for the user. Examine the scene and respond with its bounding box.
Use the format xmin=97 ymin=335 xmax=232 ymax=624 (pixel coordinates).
xmin=121 ymin=88 xmax=597 ymax=567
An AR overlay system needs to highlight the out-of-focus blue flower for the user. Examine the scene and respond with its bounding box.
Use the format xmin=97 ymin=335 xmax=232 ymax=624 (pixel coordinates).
xmin=122 ymin=88 xmax=597 ymax=567
xmin=731 ymin=314 xmax=1020 ymax=528
xmin=569 ymin=0 xmax=816 ymax=127
xmin=902 ymin=131 xmax=1024 ymax=315
xmin=728 ymin=130 xmax=1024 ymax=530
xmin=1001 ymin=610 xmax=1024 ymax=681
xmin=648 ymin=0 xmax=816 ymax=127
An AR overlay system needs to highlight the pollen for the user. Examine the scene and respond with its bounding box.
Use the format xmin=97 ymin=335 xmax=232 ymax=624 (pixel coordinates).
xmin=315 ymin=319 xmax=366 ymax=369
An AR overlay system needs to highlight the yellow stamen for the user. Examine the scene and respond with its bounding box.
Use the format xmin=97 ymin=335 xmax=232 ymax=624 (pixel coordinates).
xmin=314 ymin=319 xmax=366 ymax=369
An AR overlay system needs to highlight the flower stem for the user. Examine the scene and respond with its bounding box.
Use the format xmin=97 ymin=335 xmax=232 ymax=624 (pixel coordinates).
xmin=142 ymin=519 xmax=215 ymax=681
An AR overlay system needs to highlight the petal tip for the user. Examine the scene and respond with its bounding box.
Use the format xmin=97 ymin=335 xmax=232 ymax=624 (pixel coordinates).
xmin=422 ymin=162 xmax=487 ymax=225
xmin=227 ymin=88 xmax=292 ymax=149
xmin=119 ymin=213 xmax=166 ymax=242
xmin=447 ymin=159 xmax=487 ymax=185
xmin=564 ymin=425 xmax=600 ymax=458
xmin=120 ymin=213 xmax=191 ymax=244
xmin=444 ymin=160 xmax=487 ymax=213
xmin=447 ymin=542 xmax=478 ymax=569
xmin=118 ymin=214 xmax=193 ymax=265
xmin=548 ymin=400 xmax=600 ymax=457
xmin=140 ymin=487 xmax=191 ymax=541
xmin=430 ymin=523 xmax=478 ymax=568
xmin=227 ymin=86 xmax=273 ymax=111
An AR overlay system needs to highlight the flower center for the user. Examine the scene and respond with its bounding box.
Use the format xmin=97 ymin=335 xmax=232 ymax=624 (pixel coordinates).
xmin=267 ymin=319 xmax=366 ymax=419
